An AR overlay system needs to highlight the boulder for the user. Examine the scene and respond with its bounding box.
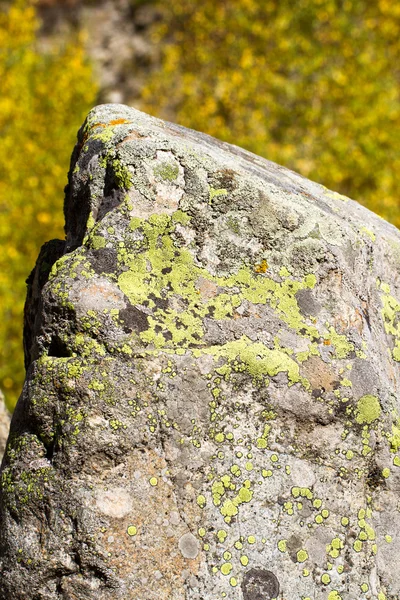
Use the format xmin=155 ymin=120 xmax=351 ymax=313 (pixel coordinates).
xmin=1 ymin=104 xmax=400 ymax=599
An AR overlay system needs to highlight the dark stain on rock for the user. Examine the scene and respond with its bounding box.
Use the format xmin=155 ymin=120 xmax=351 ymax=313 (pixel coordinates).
xmin=149 ymin=293 xmax=169 ymax=311
xmin=241 ymin=568 xmax=280 ymax=600
xmin=89 ymin=248 xmax=118 ymax=275
xmin=97 ymin=189 xmax=125 ymax=221
xmin=286 ymin=534 xmax=303 ymax=563
xmin=348 ymin=358 xmax=377 ymax=398
xmin=214 ymin=168 xmax=237 ymax=191
xmin=119 ymin=305 xmax=149 ymax=333
xmin=295 ymin=288 xmax=321 ymax=317
xmin=366 ymin=463 xmax=386 ymax=489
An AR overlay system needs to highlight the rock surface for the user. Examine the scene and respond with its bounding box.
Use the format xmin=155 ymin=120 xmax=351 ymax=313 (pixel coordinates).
xmin=1 ymin=104 xmax=400 ymax=599
xmin=0 ymin=391 xmax=10 ymax=463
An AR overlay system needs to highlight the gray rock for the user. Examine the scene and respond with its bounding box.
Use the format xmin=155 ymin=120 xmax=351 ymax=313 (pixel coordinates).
xmin=1 ymin=104 xmax=400 ymax=600
xmin=0 ymin=391 xmax=10 ymax=463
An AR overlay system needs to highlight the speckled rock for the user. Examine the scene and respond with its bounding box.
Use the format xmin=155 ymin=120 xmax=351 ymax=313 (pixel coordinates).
xmin=1 ymin=104 xmax=400 ymax=600
xmin=0 ymin=391 xmax=10 ymax=463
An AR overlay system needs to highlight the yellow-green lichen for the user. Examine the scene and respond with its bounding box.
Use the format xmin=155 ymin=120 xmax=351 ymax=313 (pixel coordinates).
xmin=217 ymin=529 xmax=227 ymax=543
xmin=116 ymin=212 xmax=321 ymax=377
xmin=153 ymin=161 xmax=179 ymax=181
xmin=92 ymin=124 xmax=115 ymax=144
xmin=197 ymin=494 xmax=206 ymax=508
xmin=296 ymin=549 xmax=308 ymax=562
xmin=360 ymin=227 xmax=376 ymax=242
xmin=209 ymin=187 xmax=228 ymax=202
xmin=127 ymin=525 xmax=137 ymax=536
xmin=197 ymin=337 xmax=305 ymax=387
xmin=355 ymin=395 xmax=381 ymax=424
xmin=324 ymin=326 xmax=354 ymax=359
xmin=277 ymin=539 xmax=287 ymax=552
xmin=327 ymin=537 xmax=343 ymax=558
xmin=389 ymin=417 xmax=400 ymax=452
xmin=315 ymin=514 xmax=323 ymax=524
xmin=90 ymin=235 xmax=106 ymax=249
xmin=380 ymin=283 xmax=400 ymax=361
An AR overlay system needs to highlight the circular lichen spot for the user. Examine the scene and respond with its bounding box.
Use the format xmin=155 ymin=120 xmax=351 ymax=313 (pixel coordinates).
xmin=221 ymin=562 xmax=233 ymax=575
xmin=241 ymin=568 xmax=280 ymax=600
xmin=315 ymin=514 xmax=323 ymax=524
xmin=328 ymin=592 xmax=342 ymax=600
xmin=296 ymin=549 xmax=308 ymax=563
xmin=178 ymin=532 xmax=199 ymax=559
xmin=197 ymin=494 xmax=206 ymax=508
xmin=217 ymin=529 xmax=227 ymax=543
xmin=277 ymin=539 xmax=287 ymax=552
xmin=356 ymin=395 xmax=381 ymax=424
xmin=127 ymin=525 xmax=137 ymax=536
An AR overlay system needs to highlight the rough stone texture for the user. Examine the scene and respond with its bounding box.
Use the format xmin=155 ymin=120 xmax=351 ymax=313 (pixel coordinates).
xmin=0 ymin=391 xmax=10 ymax=463
xmin=1 ymin=104 xmax=400 ymax=600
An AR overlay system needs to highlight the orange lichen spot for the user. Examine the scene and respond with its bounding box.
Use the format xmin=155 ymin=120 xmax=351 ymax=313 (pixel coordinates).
xmin=254 ymin=259 xmax=268 ymax=273
xmin=109 ymin=118 xmax=132 ymax=126
xmin=80 ymin=122 xmax=106 ymax=148
xmin=324 ymin=339 xmax=331 ymax=346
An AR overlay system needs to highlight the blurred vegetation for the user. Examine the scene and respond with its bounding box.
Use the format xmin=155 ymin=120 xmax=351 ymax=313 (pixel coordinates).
xmin=0 ymin=0 xmax=97 ymax=409
xmin=2 ymin=0 xmax=400 ymax=411
xmin=142 ymin=0 xmax=400 ymax=225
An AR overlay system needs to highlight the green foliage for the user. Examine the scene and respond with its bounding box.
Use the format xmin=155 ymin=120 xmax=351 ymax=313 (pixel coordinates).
xmin=0 ymin=0 xmax=97 ymax=409
xmin=141 ymin=0 xmax=400 ymax=226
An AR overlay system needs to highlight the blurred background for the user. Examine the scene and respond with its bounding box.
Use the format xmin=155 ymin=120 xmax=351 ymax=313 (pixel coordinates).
xmin=1 ymin=0 xmax=400 ymax=411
